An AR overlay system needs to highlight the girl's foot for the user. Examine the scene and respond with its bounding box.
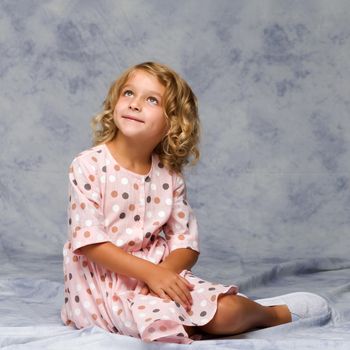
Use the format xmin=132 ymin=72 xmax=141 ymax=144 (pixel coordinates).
xmin=254 ymin=292 xmax=330 ymax=322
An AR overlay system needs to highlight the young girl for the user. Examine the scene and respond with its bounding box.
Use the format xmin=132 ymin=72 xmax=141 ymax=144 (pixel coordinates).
xmin=61 ymin=61 xmax=329 ymax=344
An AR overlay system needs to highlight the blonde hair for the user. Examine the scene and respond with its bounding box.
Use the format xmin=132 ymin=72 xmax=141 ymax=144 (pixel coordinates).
xmin=91 ymin=61 xmax=200 ymax=174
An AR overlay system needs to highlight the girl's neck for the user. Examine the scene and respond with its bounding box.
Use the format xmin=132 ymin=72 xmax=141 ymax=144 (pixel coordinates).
xmin=106 ymin=133 xmax=153 ymax=174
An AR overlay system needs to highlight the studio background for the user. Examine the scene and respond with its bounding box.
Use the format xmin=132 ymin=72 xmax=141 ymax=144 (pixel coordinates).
xmin=1 ymin=2 xmax=350 ymax=347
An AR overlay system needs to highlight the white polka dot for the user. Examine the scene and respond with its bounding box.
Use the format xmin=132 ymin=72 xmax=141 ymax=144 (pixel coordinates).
xmin=155 ymin=249 xmax=163 ymax=256
xmin=78 ymin=167 xmax=83 ymax=174
xmin=76 ymin=241 xmax=82 ymax=247
xmin=148 ymin=257 xmax=156 ymax=263
xmin=165 ymin=198 xmax=172 ymax=205
xmin=65 ymin=257 xmax=70 ymax=264
xmin=75 ymin=214 xmax=80 ymax=222
xmin=200 ymin=300 xmax=207 ymax=307
xmin=193 ymin=241 xmax=198 ymax=248
xmin=97 ymin=234 xmax=103 ymax=240
xmin=162 ymin=315 xmax=170 ymax=320
xmin=140 ymin=296 xmax=147 ymax=301
xmin=149 ymin=300 xmax=157 ymax=305
xmin=126 ymin=228 xmax=133 ymax=235
xmin=76 ymin=284 xmax=82 ymax=292
xmin=116 ymin=239 xmax=124 ymax=247
xmin=146 ymin=211 xmax=152 ymax=218
xmin=92 ymin=192 xmax=99 ymax=200
xmin=83 ymin=301 xmax=91 ymax=309
xmin=140 ymin=198 xmax=145 ymax=205
xmin=151 ymin=184 xmax=157 ymax=191
xmin=100 ymin=175 xmax=106 ymax=183
xmin=90 ymin=165 xmax=96 ymax=172
xmin=109 ymin=175 xmax=116 ymax=183
xmin=169 ymin=307 xmax=175 ymax=314
xmin=125 ymin=321 xmax=132 ymax=328
xmin=175 ymin=223 xmax=181 ymax=230
xmin=85 ymin=220 xmax=92 ymax=227
xmin=121 ymin=177 xmax=128 ymax=185
xmin=106 ymin=159 xmax=111 ymax=165
xmin=197 ymin=288 xmax=205 ymax=294
xmin=158 ymin=211 xmax=165 ymax=218
xmin=63 ymin=249 xmax=67 ymax=257
xmin=112 ymin=304 xmax=118 ymax=311
xmin=155 ymin=171 xmax=160 ymax=177
xmin=112 ymin=204 xmax=120 ymax=213
xmin=104 ymin=219 xmax=109 ymax=226
xmin=90 ymin=283 xmax=96 ymax=291
xmin=74 ymin=308 xmax=81 ymax=316
xmin=139 ymin=313 xmax=146 ymax=318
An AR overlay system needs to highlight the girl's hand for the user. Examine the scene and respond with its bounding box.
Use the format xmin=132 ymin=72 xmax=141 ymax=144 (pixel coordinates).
xmin=143 ymin=265 xmax=194 ymax=311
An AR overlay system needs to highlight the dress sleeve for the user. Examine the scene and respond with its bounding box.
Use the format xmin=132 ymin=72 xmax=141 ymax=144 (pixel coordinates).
xmin=68 ymin=156 xmax=111 ymax=255
xmin=163 ymin=173 xmax=200 ymax=254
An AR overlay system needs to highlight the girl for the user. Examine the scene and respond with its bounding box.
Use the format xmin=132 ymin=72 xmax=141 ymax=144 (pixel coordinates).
xmin=61 ymin=61 xmax=329 ymax=344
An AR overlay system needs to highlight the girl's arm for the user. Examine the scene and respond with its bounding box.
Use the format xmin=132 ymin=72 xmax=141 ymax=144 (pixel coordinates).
xmin=80 ymin=242 xmax=194 ymax=311
xmin=160 ymin=248 xmax=199 ymax=274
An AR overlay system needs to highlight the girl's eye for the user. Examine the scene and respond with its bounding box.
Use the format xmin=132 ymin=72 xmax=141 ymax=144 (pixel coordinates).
xmin=123 ymin=90 xmax=133 ymax=96
xmin=147 ymin=96 xmax=158 ymax=105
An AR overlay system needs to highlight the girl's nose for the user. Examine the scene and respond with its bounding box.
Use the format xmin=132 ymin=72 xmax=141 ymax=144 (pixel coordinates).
xmin=129 ymin=98 xmax=142 ymax=111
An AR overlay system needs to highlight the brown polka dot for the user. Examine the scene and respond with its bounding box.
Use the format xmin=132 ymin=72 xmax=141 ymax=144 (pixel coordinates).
xmin=148 ymin=327 xmax=155 ymax=333
xmin=145 ymin=176 xmax=151 ymax=182
xmin=68 ymin=218 xmax=72 ymax=225
xmin=91 ymin=156 xmax=97 ymax=162
xmin=75 ymin=296 xmax=80 ymax=303
xmin=80 ymin=203 xmax=86 ymax=210
xmin=113 ymin=294 xmax=119 ymax=302
xmin=153 ymin=221 xmax=160 ymax=226
xmin=133 ymin=183 xmax=139 ymax=190
xmin=111 ymin=191 xmax=118 ymax=198
xmin=211 ymin=295 xmax=216 ymax=302
xmin=119 ymin=212 xmax=126 ymax=219
xmin=96 ymin=298 xmax=103 ymax=305
xmin=154 ymin=197 xmax=160 ymax=204
xmin=158 ymin=162 xmax=164 ymax=168
xmin=122 ymin=192 xmax=129 ymax=199
xmin=179 ymin=316 xmax=185 ymax=321
xmin=73 ymin=255 xmax=78 ymax=262
xmin=178 ymin=211 xmax=185 ymax=218
xmin=69 ymin=273 xmax=72 ymax=280
xmin=87 ymin=288 xmax=92 ymax=295
xmin=178 ymin=234 xmax=185 ymax=240
xmin=68 ymin=242 xmax=72 ymax=249
xmin=208 ymin=287 xmax=216 ymax=291
xmin=84 ymin=184 xmax=91 ymax=191
xmin=117 ymin=309 xmax=123 ymax=315
xmin=114 ymin=165 xmax=120 ymax=171
xmin=102 ymin=165 xmax=107 ymax=172
xmin=128 ymin=241 xmax=135 ymax=246
xmin=162 ymin=299 xmax=171 ymax=303
xmin=100 ymin=275 xmax=105 ymax=282
xmin=146 ymin=196 xmax=151 ymax=203
xmin=73 ymin=231 xmax=77 ymax=238
xmin=109 ymin=282 xmax=113 ymax=288
xmin=129 ymin=204 xmax=135 ymax=211
xmin=162 ymin=183 xmax=169 ymax=190
xmin=138 ymin=305 xmax=146 ymax=310
xmin=111 ymin=226 xmax=118 ymax=233
xmin=159 ymin=325 xmax=167 ymax=332
xmin=65 ymin=297 xmax=68 ymax=304
xmin=93 ymin=202 xmax=99 ymax=209
xmin=88 ymin=175 xmax=95 ymax=182
xmin=82 ymin=261 xmax=88 ymax=267
xmin=134 ymin=215 xmax=140 ymax=221
xmin=84 ymin=231 xmax=91 ymax=238
xmin=145 ymin=232 xmax=151 ymax=238
xmin=92 ymin=313 xmax=98 ymax=320
xmin=200 ymin=311 xmax=207 ymax=317
xmin=72 ymin=179 xmax=77 ymax=186
xmin=188 ymin=310 xmax=194 ymax=316
xmin=152 ymin=309 xmax=160 ymax=313
xmin=75 ymin=226 xmax=81 ymax=232
xmin=72 ymin=203 xmax=77 ymax=210
xmin=145 ymin=317 xmax=152 ymax=322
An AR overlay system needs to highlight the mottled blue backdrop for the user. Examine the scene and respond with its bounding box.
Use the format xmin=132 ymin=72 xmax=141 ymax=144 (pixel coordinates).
xmin=1 ymin=0 xmax=349 ymax=281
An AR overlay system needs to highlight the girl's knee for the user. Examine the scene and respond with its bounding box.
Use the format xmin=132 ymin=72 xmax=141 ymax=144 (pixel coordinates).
xmin=200 ymin=294 xmax=244 ymax=334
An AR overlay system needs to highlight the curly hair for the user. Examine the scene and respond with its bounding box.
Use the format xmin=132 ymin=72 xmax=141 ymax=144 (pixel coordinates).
xmin=91 ymin=61 xmax=200 ymax=174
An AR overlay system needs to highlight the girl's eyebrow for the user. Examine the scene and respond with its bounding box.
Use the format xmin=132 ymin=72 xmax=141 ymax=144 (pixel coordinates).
xmin=122 ymin=84 xmax=163 ymax=99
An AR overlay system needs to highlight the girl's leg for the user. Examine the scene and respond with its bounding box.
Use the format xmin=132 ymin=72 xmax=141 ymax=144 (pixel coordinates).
xmin=190 ymin=294 xmax=291 ymax=336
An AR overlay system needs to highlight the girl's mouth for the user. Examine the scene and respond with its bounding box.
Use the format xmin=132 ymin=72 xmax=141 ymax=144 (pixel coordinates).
xmin=122 ymin=115 xmax=145 ymax=123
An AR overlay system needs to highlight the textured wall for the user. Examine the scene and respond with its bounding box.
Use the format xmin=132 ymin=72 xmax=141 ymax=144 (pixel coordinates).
xmin=1 ymin=1 xmax=349 ymax=274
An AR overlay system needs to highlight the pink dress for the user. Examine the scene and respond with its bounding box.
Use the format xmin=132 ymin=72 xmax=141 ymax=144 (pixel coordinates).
xmin=61 ymin=143 xmax=238 ymax=344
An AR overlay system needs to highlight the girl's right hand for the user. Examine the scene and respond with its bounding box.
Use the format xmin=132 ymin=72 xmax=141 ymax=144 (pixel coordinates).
xmin=144 ymin=265 xmax=194 ymax=311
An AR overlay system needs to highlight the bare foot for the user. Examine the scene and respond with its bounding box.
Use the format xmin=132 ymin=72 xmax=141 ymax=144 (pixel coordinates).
xmin=269 ymin=305 xmax=292 ymax=326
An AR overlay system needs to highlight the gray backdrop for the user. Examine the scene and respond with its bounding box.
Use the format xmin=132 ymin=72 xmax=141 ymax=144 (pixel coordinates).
xmin=1 ymin=0 xmax=349 ymax=283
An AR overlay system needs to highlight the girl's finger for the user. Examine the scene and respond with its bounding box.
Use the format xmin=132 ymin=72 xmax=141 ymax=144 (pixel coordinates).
xmin=166 ymin=287 xmax=189 ymax=311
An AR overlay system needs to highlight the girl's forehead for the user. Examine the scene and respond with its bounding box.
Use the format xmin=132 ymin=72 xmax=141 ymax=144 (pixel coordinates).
xmin=124 ymin=70 xmax=165 ymax=90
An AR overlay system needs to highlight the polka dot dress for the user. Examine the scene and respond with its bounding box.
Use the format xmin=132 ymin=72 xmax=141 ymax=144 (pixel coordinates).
xmin=61 ymin=144 xmax=238 ymax=344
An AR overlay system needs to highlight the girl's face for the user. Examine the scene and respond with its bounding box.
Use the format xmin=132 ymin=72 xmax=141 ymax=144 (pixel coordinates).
xmin=113 ymin=69 xmax=168 ymax=146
